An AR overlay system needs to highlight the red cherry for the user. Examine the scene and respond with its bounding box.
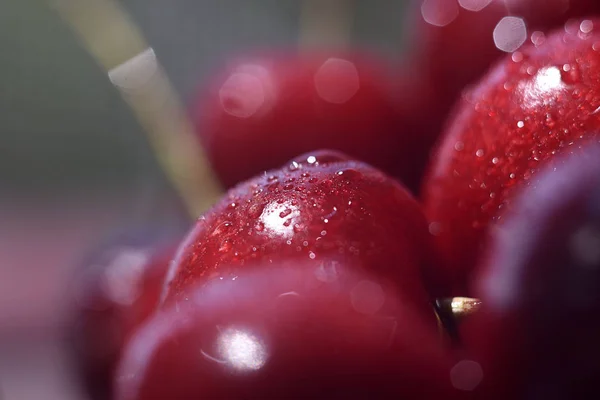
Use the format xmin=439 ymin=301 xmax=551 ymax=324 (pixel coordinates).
xmin=503 ymin=0 xmax=600 ymax=29
xmin=191 ymin=52 xmax=428 ymax=191
xmin=421 ymin=18 xmax=600 ymax=294
xmin=70 ymin=236 xmax=176 ymax=399
xmin=461 ymin=147 xmax=600 ymax=398
xmin=116 ymin=265 xmax=465 ymax=400
xmin=405 ymin=1 xmax=600 ymax=144
xmin=407 ymin=0 xmax=508 ymax=108
xmin=163 ymin=150 xmax=438 ymax=322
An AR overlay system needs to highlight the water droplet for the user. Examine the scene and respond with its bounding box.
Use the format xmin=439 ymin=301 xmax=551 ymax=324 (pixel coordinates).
xmin=283 ymin=184 xmax=294 ymax=190
xmin=580 ymin=19 xmax=594 ymax=34
xmin=254 ymin=222 xmax=265 ymax=232
xmin=314 ymin=58 xmax=360 ymax=104
xmin=421 ymin=0 xmax=459 ymax=27
xmin=530 ymin=31 xmax=545 ymax=47
xmin=450 ymin=360 xmax=483 ymax=391
xmin=320 ymin=230 xmax=327 ymax=236
xmin=289 ymin=161 xmax=300 ymax=171
xmin=517 ymin=120 xmax=525 ymax=128
xmin=454 ymin=141 xmax=465 ymax=151
xmin=293 ymin=224 xmax=304 ymax=233
xmin=212 ymin=222 xmax=232 ymax=236
xmin=308 ymin=251 xmax=316 ymax=260
xmin=283 ymin=219 xmax=292 ymax=227
xmin=428 ymin=222 xmax=441 ymax=236
xmin=491 ymin=157 xmax=499 ymax=164
xmin=219 ymin=239 xmax=233 ymax=252
xmin=279 ymin=209 xmax=292 ymax=218
xmin=350 ymin=280 xmax=385 ymax=314
xmin=493 ymin=17 xmax=527 ymax=53
xmin=476 ymin=149 xmax=485 ymax=157
xmin=307 ymin=156 xmax=317 ymax=164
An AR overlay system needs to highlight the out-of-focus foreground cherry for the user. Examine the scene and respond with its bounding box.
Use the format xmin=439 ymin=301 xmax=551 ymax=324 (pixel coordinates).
xmin=191 ymin=52 xmax=432 ymax=191
xmin=460 ymin=147 xmax=600 ymax=398
xmin=116 ymin=264 xmax=473 ymax=400
xmin=162 ymin=151 xmax=439 ymax=321
xmin=422 ymin=18 xmax=600 ymax=295
xmin=69 ymin=231 xmax=177 ymax=400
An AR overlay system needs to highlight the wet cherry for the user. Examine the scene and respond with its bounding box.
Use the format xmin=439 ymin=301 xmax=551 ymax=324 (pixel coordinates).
xmin=461 ymin=147 xmax=600 ymax=398
xmin=422 ymin=18 xmax=600 ymax=294
xmin=116 ymin=265 xmax=467 ymax=400
xmin=69 ymin=232 xmax=177 ymax=400
xmin=162 ymin=150 xmax=438 ymax=322
xmin=191 ymin=52 xmax=428 ymax=191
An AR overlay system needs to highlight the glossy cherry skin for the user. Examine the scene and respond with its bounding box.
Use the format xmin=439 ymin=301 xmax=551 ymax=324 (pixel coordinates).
xmin=116 ymin=264 xmax=471 ymax=400
xmin=422 ymin=18 xmax=600 ymax=295
xmin=70 ymin=233 xmax=177 ymax=400
xmin=163 ymin=150 xmax=438 ymax=322
xmin=460 ymin=147 xmax=600 ymax=398
xmin=405 ymin=1 xmax=600 ymax=149
xmin=191 ymin=52 xmax=429 ymax=191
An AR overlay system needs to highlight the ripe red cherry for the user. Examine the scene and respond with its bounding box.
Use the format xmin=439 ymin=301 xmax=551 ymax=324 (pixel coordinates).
xmin=406 ymin=1 xmax=600 ymax=137
xmin=163 ymin=150 xmax=437 ymax=322
xmin=421 ymin=18 xmax=600 ymax=294
xmin=116 ymin=265 xmax=467 ymax=400
xmin=460 ymin=147 xmax=600 ymax=398
xmin=70 ymin=234 xmax=177 ymax=400
xmin=191 ymin=52 xmax=428 ymax=191
xmin=407 ymin=0 xmax=508 ymax=109
xmin=503 ymin=0 xmax=600 ymax=29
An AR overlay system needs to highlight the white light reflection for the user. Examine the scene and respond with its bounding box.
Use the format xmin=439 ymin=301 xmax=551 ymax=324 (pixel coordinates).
xmin=517 ymin=66 xmax=566 ymax=110
xmin=108 ymin=48 xmax=158 ymax=91
xmin=493 ymin=16 xmax=527 ymax=53
xmin=458 ymin=0 xmax=492 ymax=12
xmin=101 ymin=248 xmax=150 ymax=305
xmin=219 ymin=64 xmax=273 ymax=118
xmin=421 ymin=0 xmax=459 ymax=27
xmin=217 ymin=328 xmax=268 ymax=371
xmin=258 ymin=200 xmax=300 ymax=238
xmin=314 ymin=58 xmax=360 ymax=104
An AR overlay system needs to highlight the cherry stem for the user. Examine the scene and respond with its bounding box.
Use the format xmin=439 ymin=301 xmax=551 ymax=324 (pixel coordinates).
xmin=53 ymin=0 xmax=224 ymax=219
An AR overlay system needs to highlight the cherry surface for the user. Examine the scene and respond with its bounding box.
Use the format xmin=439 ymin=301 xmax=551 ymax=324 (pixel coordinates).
xmin=421 ymin=18 xmax=600 ymax=295
xmin=116 ymin=265 xmax=471 ymax=400
xmin=162 ymin=150 xmax=438 ymax=322
xmin=70 ymin=232 xmax=177 ymax=400
xmin=191 ymin=51 xmax=430 ymax=191
xmin=460 ymin=147 xmax=600 ymax=398
xmin=405 ymin=1 xmax=600 ymax=157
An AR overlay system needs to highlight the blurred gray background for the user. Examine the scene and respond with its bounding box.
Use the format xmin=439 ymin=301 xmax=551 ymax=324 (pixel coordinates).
xmin=0 ymin=1 xmax=408 ymax=398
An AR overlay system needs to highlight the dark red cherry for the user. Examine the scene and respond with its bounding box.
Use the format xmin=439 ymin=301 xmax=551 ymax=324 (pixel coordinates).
xmin=503 ymin=0 xmax=600 ymax=29
xmin=422 ymin=18 xmax=600 ymax=295
xmin=191 ymin=52 xmax=428 ymax=191
xmin=407 ymin=0 xmax=509 ymax=109
xmin=404 ymin=2 xmax=600 ymax=153
xmin=69 ymin=232 xmax=177 ymax=400
xmin=163 ymin=150 xmax=438 ymax=323
xmin=116 ymin=265 xmax=469 ymax=400
xmin=461 ymin=147 xmax=600 ymax=398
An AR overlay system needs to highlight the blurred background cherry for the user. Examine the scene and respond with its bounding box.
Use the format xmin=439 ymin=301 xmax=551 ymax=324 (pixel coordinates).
xmin=461 ymin=146 xmax=600 ymax=398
